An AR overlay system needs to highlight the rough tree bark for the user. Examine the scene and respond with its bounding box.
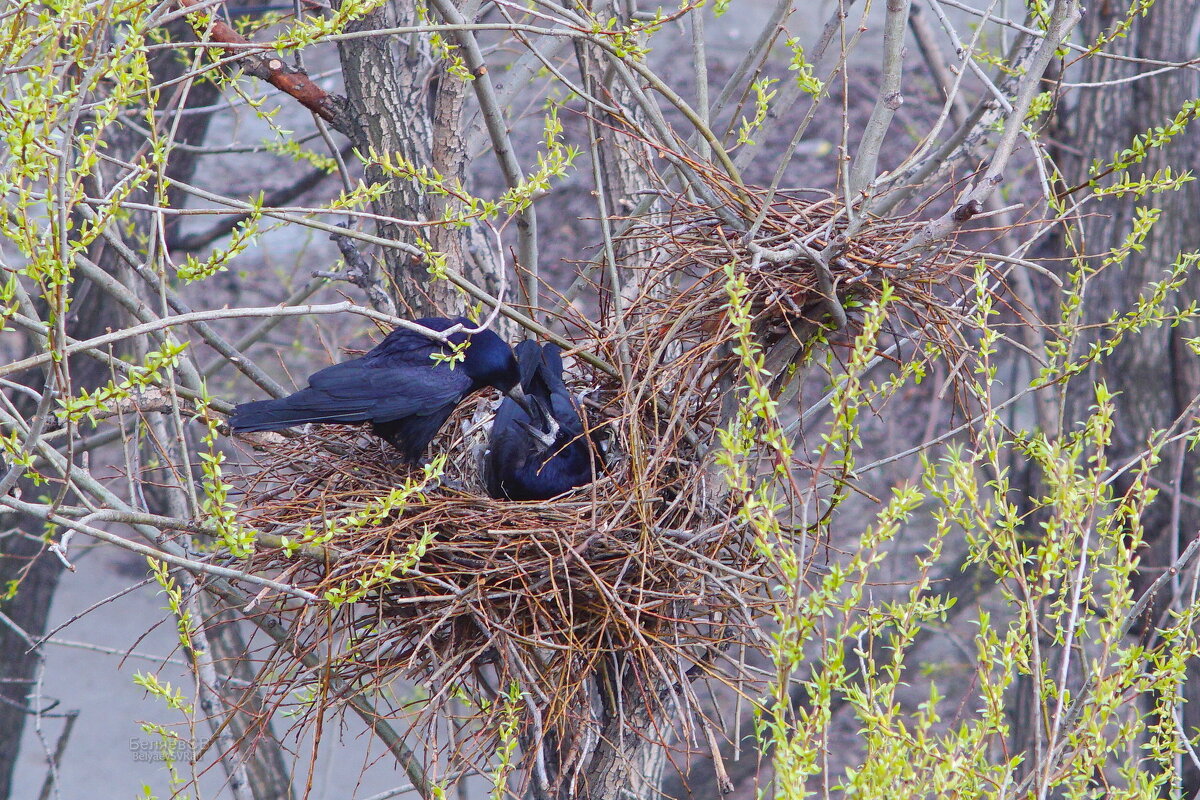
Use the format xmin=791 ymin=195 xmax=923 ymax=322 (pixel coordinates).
xmin=335 ymin=0 xmax=493 ymax=316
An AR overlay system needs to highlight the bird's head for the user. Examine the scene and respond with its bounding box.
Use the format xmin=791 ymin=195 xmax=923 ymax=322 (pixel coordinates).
xmin=513 ymin=339 xmax=544 ymax=389
xmin=453 ymin=328 xmax=532 ymax=411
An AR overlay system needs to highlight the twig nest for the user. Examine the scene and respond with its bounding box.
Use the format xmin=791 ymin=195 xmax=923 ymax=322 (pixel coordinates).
xmin=615 ymin=185 xmax=971 ymax=354
xmin=223 ymin=177 xmax=975 ymax=776
xmin=229 ymin=389 xmax=765 ymax=755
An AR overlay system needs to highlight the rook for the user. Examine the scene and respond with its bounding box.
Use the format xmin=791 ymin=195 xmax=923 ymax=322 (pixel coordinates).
xmin=229 ymin=317 xmax=527 ymax=463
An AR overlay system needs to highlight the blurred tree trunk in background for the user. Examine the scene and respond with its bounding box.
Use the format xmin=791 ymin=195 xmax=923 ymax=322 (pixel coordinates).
xmin=0 ymin=506 xmax=66 ymax=798
xmin=199 ymin=597 xmax=296 ymax=800
xmin=1045 ymin=0 xmax=1200 ymax=789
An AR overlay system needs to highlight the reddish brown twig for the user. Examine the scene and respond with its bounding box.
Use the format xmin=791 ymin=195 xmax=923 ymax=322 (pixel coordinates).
xmin=177 ymin=0 xmax=349 ymax=131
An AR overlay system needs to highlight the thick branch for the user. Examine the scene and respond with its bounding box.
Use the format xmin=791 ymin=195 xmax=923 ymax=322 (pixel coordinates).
xmin=848 ymin=0 xmax=911 ymax=194
xmin=177 ymin=0 xmax=354 ymax=135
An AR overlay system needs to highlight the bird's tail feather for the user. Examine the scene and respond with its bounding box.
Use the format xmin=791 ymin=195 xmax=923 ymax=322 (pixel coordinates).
xmin=228 ymin=395 xmax=369 ymax=432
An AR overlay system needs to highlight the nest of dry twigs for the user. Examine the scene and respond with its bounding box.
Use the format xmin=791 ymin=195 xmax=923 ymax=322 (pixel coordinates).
xmin=606 ymin=182 xmax=969 ymax=356
xmin=230 ymin=371 xmax=765 ymax=766
xmin=222 ymin=175 xmax=979 ymax=779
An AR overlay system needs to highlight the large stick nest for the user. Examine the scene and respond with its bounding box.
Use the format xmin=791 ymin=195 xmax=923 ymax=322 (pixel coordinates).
xmin=222 ymin=178 xmax=979 ymax=778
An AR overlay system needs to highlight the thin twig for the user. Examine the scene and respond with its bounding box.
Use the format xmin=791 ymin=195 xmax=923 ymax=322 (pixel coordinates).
xmin=426 ymin=0 xmax=540 ymax=311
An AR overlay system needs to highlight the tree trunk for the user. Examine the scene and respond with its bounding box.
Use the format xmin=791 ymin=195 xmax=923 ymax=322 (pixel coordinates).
xmin=1051 ymin=0 xmax=1200 ymax=791
xmin=335 ymin=0 xmax=487 ymax=316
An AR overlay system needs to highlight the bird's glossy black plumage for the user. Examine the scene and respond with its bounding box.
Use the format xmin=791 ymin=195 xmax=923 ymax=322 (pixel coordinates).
xmin=229 ymin=317 xmax=524 ymax=462
xmin=485 ymin=341 xmax=594 ymax=500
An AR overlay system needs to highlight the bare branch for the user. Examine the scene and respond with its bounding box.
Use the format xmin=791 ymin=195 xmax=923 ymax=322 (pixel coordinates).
xmin=0 ymin=302 xmax=453 ymax=380
xmin=1 ymin=497 xmax=320 ymax=602
xmin=899 ymin=0 xmax=1082 ymax=252
xmin=848 ymin=0 xmax=911 ymax=194
xmin=323 ymin=226 xmax=400 ymax=317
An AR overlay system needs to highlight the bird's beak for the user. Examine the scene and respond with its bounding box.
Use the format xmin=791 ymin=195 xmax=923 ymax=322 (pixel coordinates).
xmin=518 ymin=417 xmax=559 ymax=449
xmin=506 ymin=384 xmax=536 ymax=417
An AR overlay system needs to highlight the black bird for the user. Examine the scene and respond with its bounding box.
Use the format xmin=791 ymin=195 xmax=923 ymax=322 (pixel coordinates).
xmin=229 ymin=317 xmax=527 ymax=462
xmin=485 ymin=340 xmax=594 ymax=500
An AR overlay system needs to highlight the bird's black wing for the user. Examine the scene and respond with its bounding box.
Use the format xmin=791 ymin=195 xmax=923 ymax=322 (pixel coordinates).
xmin=229 ymin=359 xmax=473 ymax=432
xmin=360 ymin=316 xmax=470 ymax=368
xmin=305 ymin=359 xmax=474 ymax=422
xmin=229 ymin=317 xmax=490 ymax=462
